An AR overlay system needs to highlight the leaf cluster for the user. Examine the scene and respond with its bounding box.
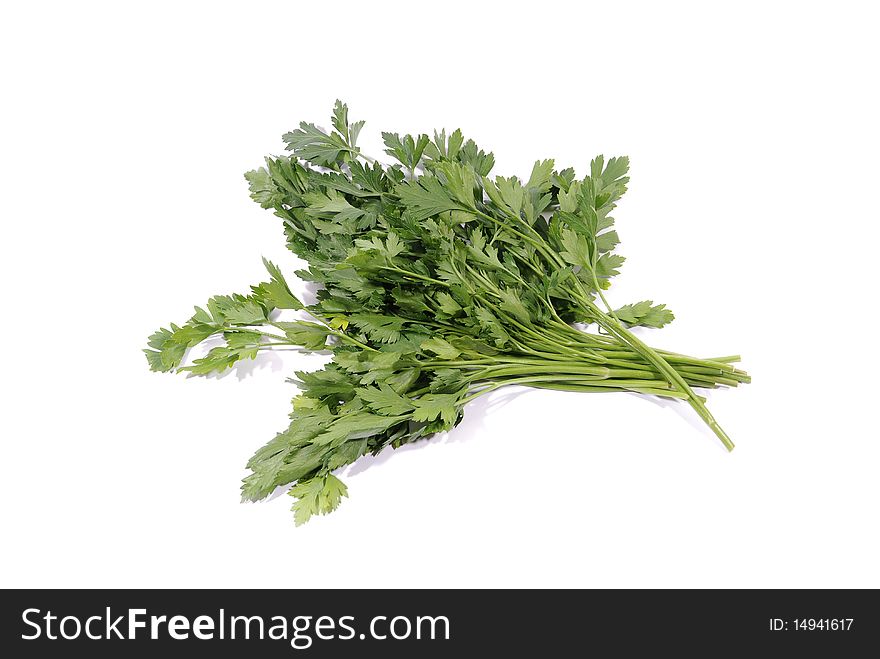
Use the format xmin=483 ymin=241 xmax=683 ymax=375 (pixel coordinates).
xmin=147 ymin=102 xmax=747 ymax=523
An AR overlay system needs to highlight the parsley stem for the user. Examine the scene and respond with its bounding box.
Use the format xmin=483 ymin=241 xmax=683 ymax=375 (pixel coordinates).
xmin=527 ymin=382 xmax=693 ymax=400
xmin=379 ymin=265 xmax=447 ymax=287
xmin=577 ymin=290 xmax=736 ymax=451
xmin=460 ymin=375 xmax=690 ymax=405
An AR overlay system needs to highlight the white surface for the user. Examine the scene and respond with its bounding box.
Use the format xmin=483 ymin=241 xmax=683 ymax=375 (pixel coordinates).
xmin=2 ymin=1 xmax=878 ymax=589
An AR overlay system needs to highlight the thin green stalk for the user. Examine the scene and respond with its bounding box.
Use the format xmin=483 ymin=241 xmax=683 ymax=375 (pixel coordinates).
xmin=577 ymin=291 xmax=735 ymax=451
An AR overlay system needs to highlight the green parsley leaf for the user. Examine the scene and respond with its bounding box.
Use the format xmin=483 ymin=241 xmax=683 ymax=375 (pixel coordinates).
xmin=358 ymin=383 xmax=415 ymax=416
xmin=395 ymin=175 xmax=464 ymax=221
xmin=252 ymin=258 xmax=303 ymax=310
xmin=411 ymin=393 xmax=461 ymax=426
xmin=613 ymin=300 xmax=675 ymax=328
xmin=289 ymin=474 xmax=349 ymax=526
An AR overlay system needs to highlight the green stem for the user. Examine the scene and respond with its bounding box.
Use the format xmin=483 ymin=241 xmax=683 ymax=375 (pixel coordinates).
xmin=576 ymin=291 xmax=735 ymax=451
xmin=459 ymin=374 xmax=691 ymax=405
xmin=379 ymin=265 xmax=448 ymax=287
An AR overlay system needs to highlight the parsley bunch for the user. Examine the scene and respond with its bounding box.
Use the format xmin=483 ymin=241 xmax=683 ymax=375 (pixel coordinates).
xmin=146 ymin=102 xmax=748 ymax=524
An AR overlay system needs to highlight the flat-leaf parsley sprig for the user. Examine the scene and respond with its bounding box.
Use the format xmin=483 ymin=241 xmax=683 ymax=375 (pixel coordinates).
xmin=146 ymin=102 xmax=748 ymax=524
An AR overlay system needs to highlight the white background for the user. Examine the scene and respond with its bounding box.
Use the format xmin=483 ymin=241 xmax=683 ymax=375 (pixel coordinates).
xmin=2 ymin=1 xmax=878 ymax=588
